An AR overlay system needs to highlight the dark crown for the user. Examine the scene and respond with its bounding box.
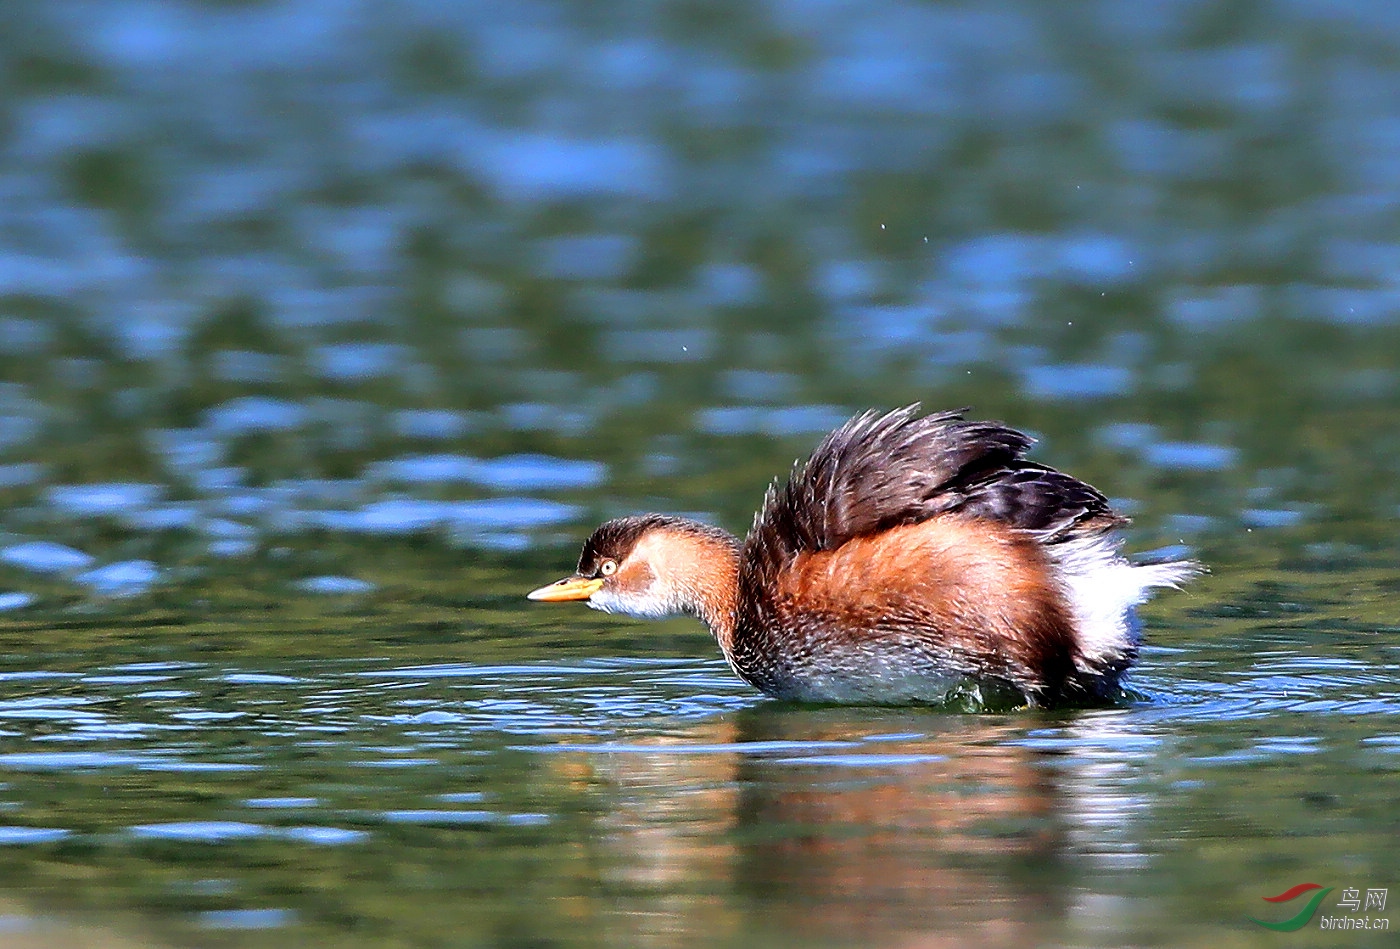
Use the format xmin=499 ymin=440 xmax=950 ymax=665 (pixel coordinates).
xmin=576 ymin=515 xmax=736 ymax=577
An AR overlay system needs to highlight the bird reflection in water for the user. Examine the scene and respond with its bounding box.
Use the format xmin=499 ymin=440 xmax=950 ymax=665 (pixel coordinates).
xmin=547 ymin=706 xmax=1144 ymax=948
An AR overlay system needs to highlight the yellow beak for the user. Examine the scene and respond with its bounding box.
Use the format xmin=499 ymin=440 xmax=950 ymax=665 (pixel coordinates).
xmin=527 ymin=575 xmax=604 ymax=602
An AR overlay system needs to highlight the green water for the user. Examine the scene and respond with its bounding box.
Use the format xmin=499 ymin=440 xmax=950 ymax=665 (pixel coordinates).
xmin=0 ymin=1 xmax=1396 ymax=945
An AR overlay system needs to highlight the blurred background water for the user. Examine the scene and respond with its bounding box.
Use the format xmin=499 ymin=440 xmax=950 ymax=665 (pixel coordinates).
xmin=0 ymin=0 xmax=1396 ymax=946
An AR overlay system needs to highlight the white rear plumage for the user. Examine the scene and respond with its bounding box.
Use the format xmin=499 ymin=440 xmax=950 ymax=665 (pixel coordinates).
xmin=1049 ymin=535 xmax=1200 ymax=670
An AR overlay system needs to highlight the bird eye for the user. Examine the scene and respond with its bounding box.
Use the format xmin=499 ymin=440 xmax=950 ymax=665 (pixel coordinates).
xmin=599 ymin=560 xmax=617 ymax=577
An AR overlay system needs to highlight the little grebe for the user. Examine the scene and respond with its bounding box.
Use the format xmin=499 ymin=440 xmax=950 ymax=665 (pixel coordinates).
xmin=528 ymin=407 xmax=1197 ymax=706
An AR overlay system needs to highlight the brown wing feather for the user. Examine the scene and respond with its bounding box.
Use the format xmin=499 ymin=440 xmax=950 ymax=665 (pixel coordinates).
xmin=743 ymin=406 xmax=1121 ymax=577
xmin=949 ymin=463 xmax=1128 ymax=541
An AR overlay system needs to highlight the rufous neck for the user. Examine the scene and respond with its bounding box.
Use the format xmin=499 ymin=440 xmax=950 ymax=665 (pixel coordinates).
xmin=687 ymin=542 xmax=740 ymax=650
xmin=640 ymin=524 xmax=740 ymax=648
